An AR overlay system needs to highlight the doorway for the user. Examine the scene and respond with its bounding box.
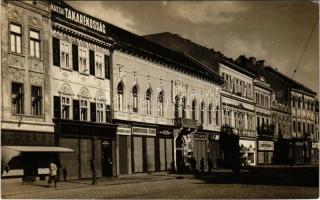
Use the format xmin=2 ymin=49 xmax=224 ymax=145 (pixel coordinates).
xmin=101 ymin=140 xmax=112 ymax=177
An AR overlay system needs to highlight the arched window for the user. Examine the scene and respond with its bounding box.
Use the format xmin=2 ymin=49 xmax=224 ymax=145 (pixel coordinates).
xmin=182 ymin=97 xmax=187 ymax=119
xmin=208 ymin=103 xmax=212 ymax=124
xmin=216 ymin=105 xmax=219 ymax=125
xmin=132 ymin=85 xmax=138 ymax=113
xmin=117 ymin=82 xmax=124 ymax=111
xmin=192 ymin=99 xmax=196 ymax=120
xmin=200 ymin=102 xmax=205 ymax=124
xmin=174 ymin=95 xmax=180 ymax=119
xmin=146 ymin=88 xmax=152 ymax=115
xmin=158 ymin=90 xmax=164 ymax=117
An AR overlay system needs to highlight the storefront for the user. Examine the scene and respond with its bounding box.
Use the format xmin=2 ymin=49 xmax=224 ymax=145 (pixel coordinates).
xmin=193 ymin=132 xmax=208 ymax=170
xmin=157 ymin=127 xmax=174 ymax=171
xmin=54 ymin=119 xmax=117 ymax=180
xmin=131 ymin=126 xmax=157 ymax=173
xmin=117 ymin=125 xmax=132 ymax=175
xmin=257 ymin=140 xmax=274 ymax=165
xmin=208 ymin=132 xmax=221 ymax=169
xmin=293 ymin=141 xmax=304 ymax=165
xmin=311 ymin=142 xmax=319 ymax=164
xmin=239 ymin=139 xmax=256 ymax=166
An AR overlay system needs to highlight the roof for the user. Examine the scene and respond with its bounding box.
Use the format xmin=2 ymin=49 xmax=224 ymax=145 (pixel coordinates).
xmin=144 ymin=32 xmax=255 ymax=78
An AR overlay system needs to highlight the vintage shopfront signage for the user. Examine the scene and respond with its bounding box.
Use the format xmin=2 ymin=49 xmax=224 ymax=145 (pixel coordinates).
xmin=194 ymin=133 xmax=206 ymax=140
xmin=132 ymin=126 xmax=156 ymax=136
xmin=209 ymin=133 xmax=220 ymax=141
xmin=312 ymin=142 xmax=318 ymax=149
xmin=258 ymin=140 xmax=274 ymax=151
xmin=117 ymin=126 xmax=131 ymax=136
xmin=159 ymin=130 xmax=173 ymax=136
xmin=51 ymin=3 xmax=107 ymax=34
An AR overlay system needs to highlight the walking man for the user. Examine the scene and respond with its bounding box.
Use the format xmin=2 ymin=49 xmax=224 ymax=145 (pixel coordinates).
xmin=48 ymin=161 xmax=58 ymax=187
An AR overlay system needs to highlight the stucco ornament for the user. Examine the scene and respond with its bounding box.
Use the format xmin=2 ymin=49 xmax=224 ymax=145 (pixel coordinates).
xmin=79 ymin=87 xmax=90 ymax=99
xmin=60 ymin=83 xmax=73 ymax=95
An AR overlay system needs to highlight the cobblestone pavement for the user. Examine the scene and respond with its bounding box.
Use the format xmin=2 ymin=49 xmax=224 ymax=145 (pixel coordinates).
xmin=2 ymin=175 xmax=318 ymax=199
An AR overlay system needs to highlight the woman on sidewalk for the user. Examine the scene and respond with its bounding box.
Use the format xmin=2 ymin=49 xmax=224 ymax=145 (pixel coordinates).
xmin=48 ymin=161 xmax=58 ymax=188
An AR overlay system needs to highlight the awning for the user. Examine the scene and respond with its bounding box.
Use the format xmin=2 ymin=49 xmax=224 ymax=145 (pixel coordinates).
xmin=1 ymin=146 xmax=74 ymax=174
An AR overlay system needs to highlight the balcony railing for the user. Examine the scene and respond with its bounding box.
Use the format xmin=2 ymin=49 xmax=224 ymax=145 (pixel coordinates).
xmin=174 ymin=118 xmax=200 ymax=129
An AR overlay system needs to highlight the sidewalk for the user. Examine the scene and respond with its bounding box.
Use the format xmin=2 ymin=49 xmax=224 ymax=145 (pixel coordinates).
xmin=1 ymin=173 xmax=176 ymax=198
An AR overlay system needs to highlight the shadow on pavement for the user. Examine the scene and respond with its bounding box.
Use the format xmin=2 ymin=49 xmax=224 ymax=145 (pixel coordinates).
xmin=194 ymin=166 xmax=319 ymax=188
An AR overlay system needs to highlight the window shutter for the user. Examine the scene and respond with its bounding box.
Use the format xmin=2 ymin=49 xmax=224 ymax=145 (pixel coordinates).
xmin=73 ymin=100 xmax=80 ymax=120
xmin=53 ymin=96 xmax=61 ymax=118
xmin=106 ymin=105 xmax=111 ymax=122
xmin=72 ymin=44 xmax=78 ymax=71
xmin=52 ymin=38 xmax=60 ymax=67
xmin=104 ymin=55 xmax=110 ymax=79
xmin=90 ymin=102 xmax=96 ymax=122
xmin=89 ymin=50 xmax=95 ymax=75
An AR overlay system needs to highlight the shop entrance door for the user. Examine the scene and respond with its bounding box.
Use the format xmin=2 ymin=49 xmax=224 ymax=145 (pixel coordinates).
xmin=101 ymin=140 xmax=112 ymax=177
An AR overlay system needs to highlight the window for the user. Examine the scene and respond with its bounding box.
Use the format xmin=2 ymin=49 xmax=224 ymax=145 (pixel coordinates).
xmin=132 ymin=85 xmax=138 ymax=113
xmin=174 ymin=95 xmax=180 ymax=119
xmin=298 ymin=100 xmax=301 ymax=108
xmin=192 ymin=100 xmax=196 ymax=120
xmin=158 ymin=90 xmax=165 ymax=117
xmin=146 ymin=88 xmax=152 ymax=115
xmin=208 ymin=103 xmax=212 ymax=124
xmin=61 ymin=96 xmax=71 ymax=119
xmin=29 ymin=29 xmax=40 ymax=58
xmin=215 ymin=105 xmax=219 ymax=125
xmin=182 ymin=97 xmax=186 ymax=119
xmin=80 ymin=100 xmax=88 ymax=121
xmin=117 ymin=82 xmax=124 ymax=111
xmin=31 ymin=86 xmax=42 ymax=115
xmin=200 ymin=102 xmax=205 ymax=124
xmin=11 ymin=82 xmax=23 ymax=114
xmin=96 ymin=102 xmax=105 ymax=123
xmin=10 ymin=23 xmax=22 ymax=53
xmin=298 ymin=122 xmax=301 ymax=133
xmin=95 ymin=53 xmax=104 ymax=77
xmin=257 ymin=117 xmax=260 ymax=130
xmin=79 ymin=48 xmax=88 ymax=73
xmin=61 ymin=42 xmax=71 ymax=69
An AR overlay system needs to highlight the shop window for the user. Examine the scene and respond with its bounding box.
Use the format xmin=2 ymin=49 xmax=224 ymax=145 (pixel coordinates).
xmin=158 ymin=90 xmax=165 ymax=117
xmin=117 ymin=82 xmax=124 ymax=111
xmin=80 ymin=100 xmax=88 ymax=121
xmin=79 ymin=48 xmax=88 ymax=74
xmin=95 ymin=53 xmax=104 ymax=78
xmin=146 ymin=88 xmax=152 ymax=115
xmin=29 ymin=29 xmax=40 ymax=58
xmin=132 ymin=85 xmax=139 ymax=113
xmin=31 ymin=86 xmax=42 ymax=115
xmin=11 ymin=82 xmax=24 ymax=114
xmin=10 ymin=23 xmax=22 ymax=54
xmin=61 ymin=42 xmax=71 ymax=69
xmin=61 ymin=96 xmax=71 ymax=119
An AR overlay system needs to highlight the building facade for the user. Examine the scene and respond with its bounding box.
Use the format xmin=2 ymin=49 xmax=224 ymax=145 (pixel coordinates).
xmin=1 ymin=1 xmax=54 ymax=178
xmin=50 ymin=1 xmax=117 ymax=179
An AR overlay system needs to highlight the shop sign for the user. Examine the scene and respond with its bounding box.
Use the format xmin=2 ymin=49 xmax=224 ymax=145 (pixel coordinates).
xmin=159 ymin=130 xmax=172 ymax=136
xmin=258 ymin=140 xmax=274 ymax=151
xmin=117 ymin=127 xmax=131 ymax=135
xmin=312 ymin=143 xmax=318 ymax=149
xmin=51 ymin=3 xmax=107 ymax=34
xmin=132 ymin=126 xmax=156 ymax=136
xmin=194 ymin=133 xmax=206 ymax=139
xmin=209 ymin=133 xmax=220 ymax=141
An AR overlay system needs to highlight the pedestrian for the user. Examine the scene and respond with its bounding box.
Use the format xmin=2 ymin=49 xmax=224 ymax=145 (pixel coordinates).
xmin=200 ymin=157 xmax=205 ymax=174
xmin=207 ymin=157 xmax=213 ymax=174
xmin=63 ymin=167 xmax=67 ymax=182
xmin=48 ymin=161 xmax=58 ymax=187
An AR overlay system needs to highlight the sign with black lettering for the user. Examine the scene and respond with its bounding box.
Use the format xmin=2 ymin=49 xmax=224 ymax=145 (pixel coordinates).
xmin=132 ymin=126 xmax=156 ymax=136
xmin=258 ymin=140 xmax=274 ymax=151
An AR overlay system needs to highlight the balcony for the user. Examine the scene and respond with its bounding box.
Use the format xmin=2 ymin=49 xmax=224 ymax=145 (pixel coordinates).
xmin=174 ymin=118 xmax=200 ymax=129
xmin=257 ymin=124 xmax=275 ymax=138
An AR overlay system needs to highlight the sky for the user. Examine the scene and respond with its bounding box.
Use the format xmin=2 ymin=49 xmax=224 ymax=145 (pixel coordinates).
xmin=67 ymin=1 xmax=319 ymax=96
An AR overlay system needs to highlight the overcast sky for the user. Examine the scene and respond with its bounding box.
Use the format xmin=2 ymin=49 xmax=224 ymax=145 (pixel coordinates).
xmin=67 ymin=1 xmax=319 ymax=96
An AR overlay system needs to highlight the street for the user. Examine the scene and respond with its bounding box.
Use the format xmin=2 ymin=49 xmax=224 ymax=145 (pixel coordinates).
xmin=2 ymin=167 xmax=319 ymax=199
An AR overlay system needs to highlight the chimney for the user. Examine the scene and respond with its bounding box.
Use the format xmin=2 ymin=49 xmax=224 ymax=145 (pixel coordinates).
xmin=249 ymin=57 xmax=256 ymax=65
xmin=256 ymin=60 xmax=265 ymax=66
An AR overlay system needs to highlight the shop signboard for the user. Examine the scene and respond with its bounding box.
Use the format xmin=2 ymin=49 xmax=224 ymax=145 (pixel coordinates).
xmin=132 ymin=126 xmax=156 ymax=136
xmin=117 ymin=126 xmax=131 ymax=135
xmin=312 ymin=142 xmax=318 ymax=149
xmin=258 ymin=140 xmax=274 ymax=151
xmin=158 ymin=130 xmax=173 ymax=136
